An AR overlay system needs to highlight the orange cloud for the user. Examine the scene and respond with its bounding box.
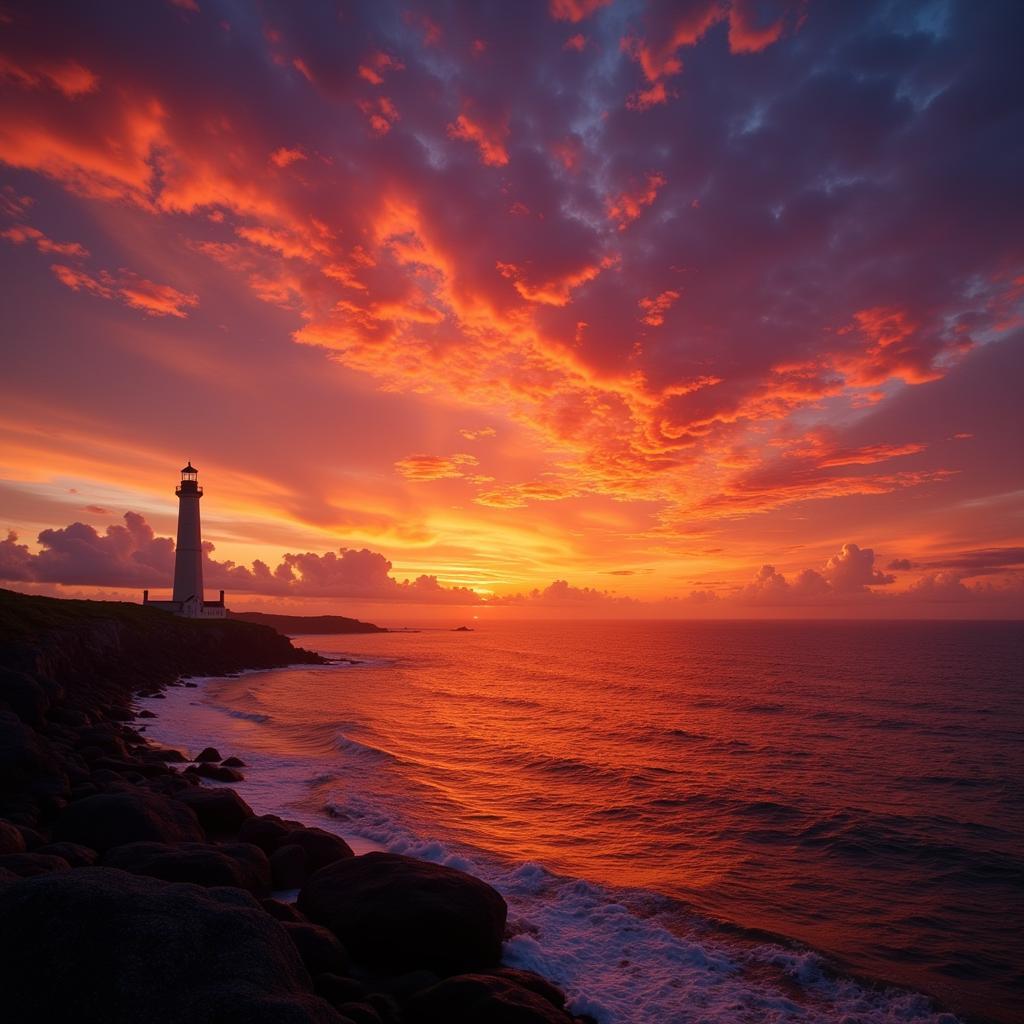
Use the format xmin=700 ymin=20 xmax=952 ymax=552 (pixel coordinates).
xmin=638 ymin=289 xmax=680 ymax=326
xmin=395 ymin=453 xmax=479 ymax=481
xmin=607 ymin=173 xmax=665 ymax=229
xmin=564 ymin=34 xmax=587 ymax=52
xmin=358 ymin=95 xmax=399 ymax=135
xmin=50 ymin=263 xmax=198 ymax=318
xmin=269 ymin=146 xmax=306 ymax=168
xmin=0 ymin=55 xmax=98 ymax=98
xmin=357 ymin=51 xmax=404 ymax=86
xmin=497 ymin=255 xmax=617 ymax=306
xmin=2 ymin=223 xmax=89 ymax=258
xmin=447 ymin=112 xmax=509 ymax=167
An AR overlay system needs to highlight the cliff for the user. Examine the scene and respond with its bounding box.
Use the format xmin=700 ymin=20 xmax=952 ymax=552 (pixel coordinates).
xmin=0 ymin=588 xmax=325 ymax=721
xmin=228 ymin=611 xmax=386 ymax=635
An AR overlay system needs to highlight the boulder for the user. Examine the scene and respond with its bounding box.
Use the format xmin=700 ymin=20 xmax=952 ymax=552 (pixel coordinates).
xmin=0 ymin=867 xmax=345 ymax=1023
xmin=239 ymin=814 xmax=292 ymax=853
xmin=0 ymin=820 xmax=26 ymax=855
xmin=405 ymin=973 xmax=575 ymax=1024
xmin=282 ymin=828 xmax=353 ymax=874
xmin=195 ymin=746 xmax=222 ymax=763
xmin=272 ymin=843 xmax=308 ymax=889
xmin=187 ymin=763 xmax=244 ymax=783
xmin=0 ymin=669 xmax=56 ymax=728
xmin=314 ymin=974 xmax=366 ymax=1007
xmin=262 ymin=897 xmax=308 ymax=923
xmin=52 ymin=790 xmax=205 ymax=852
xmin=0 ymin=853 xmax=71 ymax=877
xmin=282 ymin=921 xmax=351 ymax=976
xmin=222 ymin=756 xmax=246 ymax=767
xmin=297 ymin=853 xmax=506 ymax=975
xmin=102 ymin=841 xmax=271 ymax=894
xmin=175 ymin=786 xmax=254 ymax=838
xmin=35 ymin=842 xmax=98 ymax=867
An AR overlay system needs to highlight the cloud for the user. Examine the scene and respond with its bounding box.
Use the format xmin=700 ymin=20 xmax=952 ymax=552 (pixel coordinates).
xmin=394 ymin=453 xmax=479 ymax=481
xmin=459 ymin=427 xmax=496 ymax=441
xmin=447 ymin=110 xmax=509 ymax=167
xmin=49 ymin=263 xmax=198 ymax=318
xmin=2 ymin=223 xmax=89 ymax=257
xmin=550 ymin=0 xmax=611 ymax=24
xmin=823 ymin=542 xmax=895 ymax=591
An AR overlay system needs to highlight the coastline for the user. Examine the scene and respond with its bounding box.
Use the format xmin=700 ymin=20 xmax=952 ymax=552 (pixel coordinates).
xmin=0 ymin=590 xmax=584 ymax=1023
xmin=143 ymin=657 xmax=978 ymax=1024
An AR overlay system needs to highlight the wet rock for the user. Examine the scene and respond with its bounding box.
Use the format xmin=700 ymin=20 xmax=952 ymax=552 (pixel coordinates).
xmin=272 ymin=843 xmax=308 ymax=889
xmin=283 ymin=828 xmax=353 ymax=874
xmin=0 ymin=853 xmax=72 ymax=877
xmin=297 ymin=852 xmax=507 ymax=975
xmin=314 ymin=973 xmax=366 ymax=1007
xmin=263 ymin=897 xmax=308 ymax=923
xmin=176 ymin=787 xmax=254 ymax=838
xmin=337 ymin=1003 xmax=383 ymax=1024
xmin=0 ymin=820 xmax=26 ymax=855
xmin=0 ymin=867 xmax=345 ymax=1023
xmin=137 ymin=710 xmax=157 ymax=719
xmin=143 ymin=747 xmax=188 ymax=763
xmin=239 ymin=814 xmax=292 ymax=853
xmin=186 ymin=763 xmax=245 ymax=783
xmin=222 ymin=756 xmax=246 ymax=767
xmin=103 ymin=841 xmax=271 ymax=895
xmin=35 ymin=842 xmax=98 ymax=867
xmin=405 ymin=973 xmax=576 ymax=1024
xmin=0 ymin=669 xmax=55 ymax=728
xmin=195 ymin=747 xmax=222 ymax=763
xmin=484 ymin=969 xmax=567 ymax=1009
xmin=282 ymin=921 xmax=351 ymax=976
xmin=53 ymin=789 xmax=205 ymax=852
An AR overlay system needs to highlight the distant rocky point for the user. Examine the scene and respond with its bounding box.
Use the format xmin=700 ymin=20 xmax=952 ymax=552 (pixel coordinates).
xmin=228 ymin=612 xmax=386 ymax=635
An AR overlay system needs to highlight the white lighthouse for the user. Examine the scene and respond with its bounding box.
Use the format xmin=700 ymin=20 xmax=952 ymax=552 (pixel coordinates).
xmin=143 ymin=462 xmax=226 ymax=618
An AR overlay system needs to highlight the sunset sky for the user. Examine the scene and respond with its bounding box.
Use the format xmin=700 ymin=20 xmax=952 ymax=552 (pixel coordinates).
xmin=1 ymin=0 xmax=1022 ymax=621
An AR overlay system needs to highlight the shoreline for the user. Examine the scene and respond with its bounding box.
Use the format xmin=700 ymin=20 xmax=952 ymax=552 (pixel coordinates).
xmin=0 ymin=589 xmax=586 ymax=1023
xmin=145 ymin=660 xmax=980 ymax=1024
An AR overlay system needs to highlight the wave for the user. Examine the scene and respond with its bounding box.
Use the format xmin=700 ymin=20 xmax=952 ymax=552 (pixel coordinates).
xmin=319 ymin=792 xmax=961 ymax=1024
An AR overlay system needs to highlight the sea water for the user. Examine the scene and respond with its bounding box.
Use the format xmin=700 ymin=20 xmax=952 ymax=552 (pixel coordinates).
xmin=144 ymin=620 xmax=1023 ymax=1024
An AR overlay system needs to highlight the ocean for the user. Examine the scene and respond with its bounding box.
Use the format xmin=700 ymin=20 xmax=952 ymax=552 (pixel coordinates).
xmin=143 ymin=619 xmax=1024 ymax=1024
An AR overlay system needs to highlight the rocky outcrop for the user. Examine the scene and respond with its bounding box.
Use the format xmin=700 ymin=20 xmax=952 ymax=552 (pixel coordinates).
xmin=297 ymin=852 xmax=507 ymax=975
xmin=0 ymin=868 xmax=344 ymax=1024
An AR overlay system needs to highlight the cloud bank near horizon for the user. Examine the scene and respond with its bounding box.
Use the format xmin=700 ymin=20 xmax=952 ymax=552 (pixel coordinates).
xmin=1 ymin=513 xmax=1020 ymax=613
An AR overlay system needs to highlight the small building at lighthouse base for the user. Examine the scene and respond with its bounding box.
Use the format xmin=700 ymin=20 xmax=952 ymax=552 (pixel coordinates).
xmin=143 ymin=590 xmax=227 ymax=619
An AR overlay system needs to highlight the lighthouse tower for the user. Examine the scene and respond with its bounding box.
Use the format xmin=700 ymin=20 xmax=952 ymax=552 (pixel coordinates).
xmin=143 ymin=462 xmax=226 ymax=618
xmin=173 ymin=462 xmax=204 ymax=604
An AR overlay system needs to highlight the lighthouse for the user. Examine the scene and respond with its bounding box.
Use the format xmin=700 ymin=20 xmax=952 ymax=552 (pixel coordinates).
xmin=143 ymin=462 xmax=226 ymax=618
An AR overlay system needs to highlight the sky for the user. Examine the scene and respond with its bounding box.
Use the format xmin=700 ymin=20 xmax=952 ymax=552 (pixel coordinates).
xmin=1 ymin=0 xmax=1022 ymax=623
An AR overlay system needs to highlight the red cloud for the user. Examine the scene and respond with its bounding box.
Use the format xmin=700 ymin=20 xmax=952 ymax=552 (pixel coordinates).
xmin=269 ymin=146 xmax=306 ymax=168
xmin=2 ymin=223 xmax=89 ymax=257
xmin=447 ymin=111 xmax=509 ymax=167
xmin=549 ymin=0 xmax=612 ymax=24
xmin=50 ymin=263 xmax=198 ymax=318
xmin=607 ymin=173 xmax=665 ymax=229
xmin=638 ymin=289 xmax=680 ymax=326
xmin=0 ymin=55 xmax=98 ymax=98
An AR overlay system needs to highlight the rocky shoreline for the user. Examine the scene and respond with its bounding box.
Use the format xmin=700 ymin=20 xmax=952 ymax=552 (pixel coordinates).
xmin=0 ymin=589 xmax=589 ymax=1024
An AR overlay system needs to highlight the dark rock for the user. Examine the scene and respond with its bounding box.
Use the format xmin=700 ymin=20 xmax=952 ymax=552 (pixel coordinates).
xmin=263 ymin=897 xmax=308 ymax=923
xmin=91 ymin=756 xmax=169 ymax=778
xmin=14 ymin=825 xmax=43 ymax=850
xmin=0 ymin=867 xmax=345 ymax=1023
xmin=47 ymin=707 xmax=91 ymax=727
xmin=71 ymin=782 xmax=101 ymax=801
xmin=0 ymin=712 xmax=68 ymax=804
xmin=405 ymin=974 xmax=575 ymax=1024
xmin=35 ymin=842 xmax=98 ymax=867
xmin=52 ymin=789 xmax=205 ymax=852
xmin=297 ymin=852 xmax=507 ymax=975
xmin=143 ymin=746 xmax=188 ymax=763
xmin=0 ymin=669 xmax=55 ymax=727
xmin=137 ymin=709 xmax=157 ymax=719
xmin=374 ymin=969 xmax=441 ymax=1001
xmin=184 ymin=682 xmax=198 ymax=688
xmin=195 ymin=746 xmax=222 ymax=763
xmin=272 ymin=843 xmax=308 ymax=888
xmin=0 ymin=853 xmax=71 ymax=877
xmin=239 ymin=814 xmax=292 ymax=852
xmin=103 ymin=841 xmax=271 ymax=895
xmin=314 ymin=974 xmax=366 ymax=1007
xmin=336 ymin=1003 xmax=382 ymax=1024
xmin=0 ymin=820 xmax=26 ymax=855
xmin=176 ymin=787 xmax=254 ymax=838
xmin=485 ymin=969 xmax=567 ymax=1009
xmin=282 ymin=921 xmax=351 ymax=976
xmin=283 ymin=827 xmax=353 ymax=874
xmin=222 ymin=756 xmax=246 ymax=767
xmin=107 ymin=707 xmax=135 ymax=721
xmin=187 ymin=763 xmax=245 ymax=783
